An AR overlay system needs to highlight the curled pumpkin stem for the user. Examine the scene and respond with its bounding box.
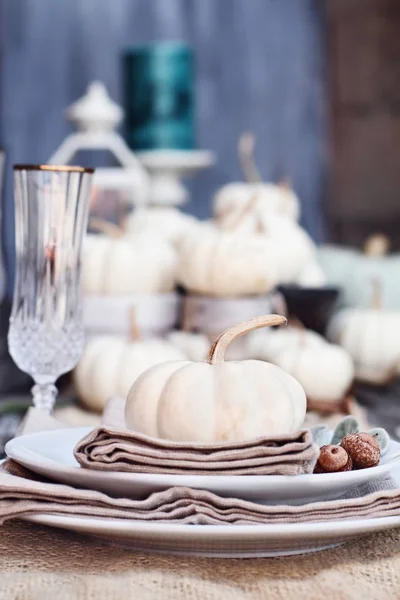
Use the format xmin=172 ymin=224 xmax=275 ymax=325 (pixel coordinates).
xmin=370 ymin=277 xmax=383 ymax=311
xmin=363 ymin=233 xmax=390 ymax=258
xmin=89 ymin=217 xmax=125 ymax=239
xmin=207 ymin=314 xmax=287 ymax=365
xmin=278 ymin=177 xmax=292 ymax=191
xmin=219 ymin=193 xmax=264 ymax=233
xmin=238 ymin=132 xmax=263 ymax=184
xmin=129 ymin=307 xmax=142 ymax=342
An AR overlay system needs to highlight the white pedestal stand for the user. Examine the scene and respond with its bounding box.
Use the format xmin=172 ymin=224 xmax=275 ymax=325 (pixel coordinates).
xmin=137 ymin=149 xmax=215 ymax=207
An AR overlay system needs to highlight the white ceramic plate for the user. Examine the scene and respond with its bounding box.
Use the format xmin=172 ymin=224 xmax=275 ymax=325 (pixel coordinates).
xmin=22 ymin=511 xmax=400 ymax=558
xmin=6 ymin=427 xmax=400 ymax=504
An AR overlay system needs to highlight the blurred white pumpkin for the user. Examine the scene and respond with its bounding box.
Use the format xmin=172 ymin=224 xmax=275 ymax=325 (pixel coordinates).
xmin=327 ymin=280 xmax=400 ymax=384
xmin=166 ymin=330 xmax=210 ymax=362
xmin=213 ymin=133 xmax=300 ymax=223
xmin=318 ymin=234 xmax=400 ymax=309
xmin=74 ymin=335 xmax=186 ymax=412
xmin=125 ymin=206 xmax=197 ymax=248
xmin=126 ymin=314 xmax=307 ymax=442
xmin=82 ymin=232 xmax=178 ymax=295
xmin=166 ymin=328 xmax=277 ymax=362
xmin=258 ymin=326 xmax=354 ymax=403
xmin=255 ymin=214 xmax=316 ymax=283
xmin=214 ymin=181 xmax=300 ymax=225
xmin=222 ymin=209 xmax=317 ymax=281
xmin=177 ymin=222 xmax=279 ymax=297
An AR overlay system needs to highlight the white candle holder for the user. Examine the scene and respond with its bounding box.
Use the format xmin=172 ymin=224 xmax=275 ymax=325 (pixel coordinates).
xmin=137 ymin=149 xmax=215 ymax=206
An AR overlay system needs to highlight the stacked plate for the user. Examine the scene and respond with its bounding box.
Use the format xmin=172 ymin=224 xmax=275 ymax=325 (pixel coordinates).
xmin=6 ymin=428 xmax=400 ymax=557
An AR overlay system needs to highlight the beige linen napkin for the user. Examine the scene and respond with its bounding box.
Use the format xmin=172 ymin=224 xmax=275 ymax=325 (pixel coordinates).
xmin=2 ymin=405 xmax=400 ymax=526
xmin=0 ymin=459 xmax=399 ymax=525
xmin=74 ymin=427 xmax=320 ymax=476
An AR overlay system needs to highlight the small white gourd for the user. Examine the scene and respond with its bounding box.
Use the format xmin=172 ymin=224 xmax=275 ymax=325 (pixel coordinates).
xmin=82 ymin=219 xmax=178 ymax=295
xmin=126 ymin=314 xmax=307 ymax=442
xmin=327 ymin=279 xmax=400 ymax=385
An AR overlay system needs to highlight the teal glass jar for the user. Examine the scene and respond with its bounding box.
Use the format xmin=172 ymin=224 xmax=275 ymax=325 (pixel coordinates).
xmin=123 ymin=42 xmax=195 ymax=151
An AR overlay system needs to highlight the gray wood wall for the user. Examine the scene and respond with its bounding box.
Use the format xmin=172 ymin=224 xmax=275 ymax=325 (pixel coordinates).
xmin=0 ymin=0 xmax=327 ymax=292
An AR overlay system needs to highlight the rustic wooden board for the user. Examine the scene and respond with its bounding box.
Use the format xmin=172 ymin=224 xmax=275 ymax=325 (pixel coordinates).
xmin=327 ymin=0 xmax=400 ymax=248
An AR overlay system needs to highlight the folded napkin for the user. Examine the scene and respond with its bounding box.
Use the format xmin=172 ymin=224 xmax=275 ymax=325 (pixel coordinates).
xmin=74 ymin=427 xmax=320 ymax=476
xmin=0 ymin=460 xmax=399 ymax=525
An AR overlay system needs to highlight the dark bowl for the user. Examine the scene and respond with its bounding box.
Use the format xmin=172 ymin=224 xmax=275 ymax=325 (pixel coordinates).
xmin=276 ymin=285 xmax=340 ymax=335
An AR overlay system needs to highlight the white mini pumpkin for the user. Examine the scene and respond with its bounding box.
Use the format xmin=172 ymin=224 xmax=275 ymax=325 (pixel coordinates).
xmin=177 ymin=222 xmax=279 ymax=297
xmin=166 ymin=330 xmax=210 ymax=362
xmin=166 ymin=328 xmax=276 ymax=362
xmin=126 ymin=315 xmax=307 ymax=442
xmin=213 ymin=133 xmax=300 ymax=223
xmin=215 ymin=190 xmax=317 ymax=284
xmin=214 ymin=181 xmax=300 ymax=225
xmin=254 ymin=214 xmax=316 ymax=283
xmin=125 ymin=206 xmax=197 ymax=248
xmin=327 ymin=278 xmax=400 ymax=385
xmin=82 ymin=232 xmax=178 ymax=295
xmin=74 ymin=335 xmax=186 ymax=412
xmin=258 ymin=326 xmax=354 ymax=403
xmin=328 ymin=308 xmax=400 ymax=385
xmin=327 ymin=278 xmax=400 ymax=384
xmin=317 ymin=234 xmax=400 ymax=309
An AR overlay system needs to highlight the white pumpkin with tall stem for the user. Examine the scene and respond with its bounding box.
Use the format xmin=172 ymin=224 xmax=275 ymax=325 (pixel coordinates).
xmin=213 ymin=132 xmax=300 ymax=225
xmin=177 ymin=220 xmax=280 ymax=297
xmin=328 ymin=278 xmax=400 ymax=384
xmin=126 ymin=315 xmax=307 ymax=442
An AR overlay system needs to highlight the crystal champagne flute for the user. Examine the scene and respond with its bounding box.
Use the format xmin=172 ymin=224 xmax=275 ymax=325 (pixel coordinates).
xmin=8 ymin=165 xmax=94 ymax=412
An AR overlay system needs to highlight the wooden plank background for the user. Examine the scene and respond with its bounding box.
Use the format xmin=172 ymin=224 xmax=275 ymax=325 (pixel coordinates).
xmin=0 ymin=0 xmax=327 ymax=293
xmin=327 ymin=0 xmax=400 ymax=248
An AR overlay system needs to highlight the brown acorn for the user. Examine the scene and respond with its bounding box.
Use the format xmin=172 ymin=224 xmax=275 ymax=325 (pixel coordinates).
xmin=341 ymin=433 xmax=380 ymax=469
xmin=314 ymin=445 xmax=353 ymax=474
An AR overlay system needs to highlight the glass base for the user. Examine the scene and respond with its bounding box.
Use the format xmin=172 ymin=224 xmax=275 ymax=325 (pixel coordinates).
xmin=31 ymin=383 xmax=58 ymax=413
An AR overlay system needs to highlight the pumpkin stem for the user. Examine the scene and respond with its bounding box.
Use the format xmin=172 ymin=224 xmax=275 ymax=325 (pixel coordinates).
xmin=371 ymin=277 xmax=383 ymax=310
xmin=89 ymin=217 xmax=125 ymax=239
xmin=278 ymin=177 xmax=292 ymax=191
xmin=219 ymin=193 xmax=263 ymax=232
xmin=207 ymin=314 xmax=287 ymax=364
xmin=238 ymin=132 xmax=263 ymax=184
xmin=129 ymin=307 xmax=142 ymax=342
xmin=363 ymin=234 xmax=390 ymax=257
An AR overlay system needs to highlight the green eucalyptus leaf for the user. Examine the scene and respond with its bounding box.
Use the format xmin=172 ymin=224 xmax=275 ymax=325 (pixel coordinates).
xmin=311 ymin=425 xmax=332 ymax=448
xmin=368 ymin=427 xmax=390 ymax=455
xmin=331 ymin=416 xmax=361 ymax=445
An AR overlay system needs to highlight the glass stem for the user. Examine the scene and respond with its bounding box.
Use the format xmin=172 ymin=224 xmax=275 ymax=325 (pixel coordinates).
xmin=31 ymin=382 xmax=58 ymax=413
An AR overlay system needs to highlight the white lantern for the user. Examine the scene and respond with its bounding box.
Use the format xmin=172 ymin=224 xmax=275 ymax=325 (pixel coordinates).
xmin=49 ymin=81 xmax=150 ymax=224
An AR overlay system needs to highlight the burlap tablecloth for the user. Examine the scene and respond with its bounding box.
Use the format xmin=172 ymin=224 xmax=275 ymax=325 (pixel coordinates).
xmin=0 ymin=519 xmax=399 ymax=600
